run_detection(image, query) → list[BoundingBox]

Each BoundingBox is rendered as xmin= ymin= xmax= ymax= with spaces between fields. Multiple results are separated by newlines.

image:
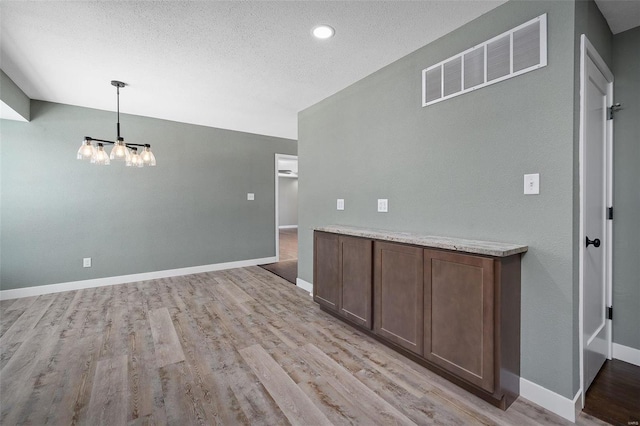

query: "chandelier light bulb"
xmin=127 ymin=148 xmax=144 ymax=168
xmin=91 ymin=143 xmax=111 ymax=165
xmin=110 ymin=138 xmax=131 ymax=161
xmin=77 ymin=138 xmax=95 ymax=160
xmin=141 ymin=145 xmax=156 ymax=166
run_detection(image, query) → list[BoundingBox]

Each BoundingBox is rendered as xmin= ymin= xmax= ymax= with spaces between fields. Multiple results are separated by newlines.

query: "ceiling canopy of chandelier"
xmin=77 ymin=80 xmax=156 ymax=167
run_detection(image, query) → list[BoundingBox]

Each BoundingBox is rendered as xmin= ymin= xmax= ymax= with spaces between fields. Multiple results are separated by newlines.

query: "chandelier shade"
xmin=77 ymin=80 xmax=156 ymax=167
xmin=91 ymin=143 xmax=111 ymax=165
xmin=76 ymin=139 xmax=96 ymax=160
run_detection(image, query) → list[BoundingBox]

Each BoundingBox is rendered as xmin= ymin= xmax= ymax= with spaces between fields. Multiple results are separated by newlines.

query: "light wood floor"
xmin=278 ymin=228 xmax=298 ymax=261
xmin=0 ymin=266 xmax=607 ymax=425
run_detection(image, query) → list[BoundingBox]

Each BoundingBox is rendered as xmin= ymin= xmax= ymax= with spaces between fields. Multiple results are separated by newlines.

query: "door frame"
xmin=578 ymin=34 xmax=614 ymax=409
xmin=274 ymin=153 xmax=298 ymax=262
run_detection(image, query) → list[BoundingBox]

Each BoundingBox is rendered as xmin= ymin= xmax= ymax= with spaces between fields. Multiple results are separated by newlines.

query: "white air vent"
xmin=422 ymin=14 xmax=547 ymax=107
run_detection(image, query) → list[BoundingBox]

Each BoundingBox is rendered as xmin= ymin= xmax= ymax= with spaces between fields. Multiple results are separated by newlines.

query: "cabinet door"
xmin=340 ymin=236 xmax=372 ymax=329
xmin=314 ymin=232 xmax=340 ymax=311
xmin=374 ymin=242 xmax=424 ymax=355
xmin=423 ymin=249 xmax=495 ymax=392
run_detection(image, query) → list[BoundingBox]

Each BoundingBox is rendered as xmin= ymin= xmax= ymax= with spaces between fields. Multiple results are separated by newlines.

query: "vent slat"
xmin=487 ymin=35 xmax=511 ymax=82
xmin=443 ymin=57 xmax=462 ymax=97
xmin=464 ymin=47 xmax=485 ymax=89
xmin=513 ymin=21 xmax=540 ymax=72
xmin=425 ymin=66 xmax=442 ymax=103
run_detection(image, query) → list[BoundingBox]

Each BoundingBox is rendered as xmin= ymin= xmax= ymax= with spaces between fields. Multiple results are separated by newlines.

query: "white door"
xmin=582 ymin=49 xmax=612 ymax=392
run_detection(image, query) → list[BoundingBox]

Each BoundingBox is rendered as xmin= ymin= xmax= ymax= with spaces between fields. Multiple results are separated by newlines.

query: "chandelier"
xmin=76 ymin=80 xmax=156 ymax=167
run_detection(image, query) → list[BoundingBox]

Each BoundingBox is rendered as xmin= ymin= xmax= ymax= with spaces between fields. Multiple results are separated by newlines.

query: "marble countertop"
xmin=315 ymin=225 xmax=528 ymax=257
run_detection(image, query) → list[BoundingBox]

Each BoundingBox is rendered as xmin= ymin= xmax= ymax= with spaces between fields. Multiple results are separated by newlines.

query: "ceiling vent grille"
xmin=422 ymin=14 xmax=547 ymax=107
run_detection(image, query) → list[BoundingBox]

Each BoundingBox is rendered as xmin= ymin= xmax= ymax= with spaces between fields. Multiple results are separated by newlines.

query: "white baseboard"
xmin=296 ymin=278 xmax=313 ymax=295
xmin=613 ymin=342 xmax=640 ymax=366
xmin=279 ymin=225 xmax=298 ymax=229
xmin=519 ymin=378 xmax=579 ymax=423
xmin=0 ymin=256 xmax=277 ymax=301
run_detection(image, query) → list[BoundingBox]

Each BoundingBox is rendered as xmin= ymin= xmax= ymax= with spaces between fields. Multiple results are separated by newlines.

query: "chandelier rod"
xmin=112 ymin=80 xmax=125 ymax=140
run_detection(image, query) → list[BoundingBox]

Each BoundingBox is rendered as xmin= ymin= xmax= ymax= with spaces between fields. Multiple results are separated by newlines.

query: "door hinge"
xmin=607 ymin=206 xmax=613 ymax=220
xmin=606 ymin=306 xmax=613 ymax=320
xmin=608 ymin=103 xmax=622 ymax=120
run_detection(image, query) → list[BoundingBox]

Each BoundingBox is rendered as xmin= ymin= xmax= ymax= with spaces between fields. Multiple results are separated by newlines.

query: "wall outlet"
xmin=247 ymin=193 xmax=255 ymax=200
xmin=524 ymin=173 xmax=540 ymax=195
xmin=83 ymin=257 xmax=91 ymax=268
xmin=377 ymin=199 xmax=388 ymax=213
xmin=337 ymin=199 xmax=344 ymax=210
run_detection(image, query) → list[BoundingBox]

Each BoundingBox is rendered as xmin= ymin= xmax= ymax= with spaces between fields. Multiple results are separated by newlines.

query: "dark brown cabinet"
xmin=374 ymin=241 xmax=424 ymax=355
xmin=313 ymin=232 xmax=373 ymax=329
xmin=340 ymin=236 xmax=373 ymax=328
xmin=313 ymin=231 xmax=339 ymax=311
xmin=423 ymin=249 xmax=495 ymax=392
xmin=313 ymin=229 xmax=523 ymax=410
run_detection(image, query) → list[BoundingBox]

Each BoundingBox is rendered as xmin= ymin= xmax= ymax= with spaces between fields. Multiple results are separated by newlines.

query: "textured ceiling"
xmin=0 ymin=1 xmax=508 ymax=139
xmin=594 ymin=0 xmax=640 ymax=34
xmin=2 ymin=1 xmax=636 ymax=140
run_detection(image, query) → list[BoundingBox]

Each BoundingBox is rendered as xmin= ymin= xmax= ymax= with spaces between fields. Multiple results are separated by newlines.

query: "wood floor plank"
xmin=4 ymin=295 xmax=38 ymax=312
xmin=128 ymin=318 xmax=164 ymax=422
xmin=174 ymin=312 xmax=248 ymax=425
xmin=0 ymin=298 xmax=16 ymax=310
xmin=298 ymin=376 xmax=383 ymax=425
xmin=87 ymin=354 xmax=128 ymax=426
xmin=0 ymin=293 xmax=55 ymax=348
xmin=301 ymin=343 xmax=417 ymax=426
xmin=239 ymin=343 xmax=331 ymax=426
xmin=148 ymin=307 xmax=185 ymax=368
xmin=100 ymin=286 xmax=129 ymax=359
xmin=0 ymin=323 xmax=63 ymax=425
xmin=159 ymin=361 xmax=208 ymax=426
xmin=0 ymin=307 xmax=25 ymax=338
xmin=34 ymin=290 xmax=79 ymax=330
xmin=43 ymin=331 xmax=103 ymax=425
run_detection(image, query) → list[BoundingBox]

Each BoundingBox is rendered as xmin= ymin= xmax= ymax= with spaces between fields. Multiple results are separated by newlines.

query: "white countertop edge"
xmin=315 ymin=225 xmax=528 ymax=257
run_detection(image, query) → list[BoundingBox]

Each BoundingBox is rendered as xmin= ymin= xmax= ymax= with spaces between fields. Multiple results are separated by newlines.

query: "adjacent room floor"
xmin=584 ymin=359 xmax=640 ymax=426
xmin=0 ymin=266 xmax=608 ymax=425
xmin=259 ymin=227 xmax=297 ymax=284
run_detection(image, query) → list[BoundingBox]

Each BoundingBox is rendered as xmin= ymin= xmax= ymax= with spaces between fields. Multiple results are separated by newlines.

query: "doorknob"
xmin=586 ymin=237 xmax=601 ymax=248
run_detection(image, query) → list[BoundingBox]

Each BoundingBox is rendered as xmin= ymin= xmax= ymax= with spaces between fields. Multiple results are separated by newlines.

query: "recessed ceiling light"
xmin=312 ymin=25 xmax=335 ymax=40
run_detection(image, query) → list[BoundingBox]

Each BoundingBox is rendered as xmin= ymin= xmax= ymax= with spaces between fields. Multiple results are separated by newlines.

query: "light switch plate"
xmin=337 ymin=199 xmax=344 ymax=210
xmin=377 ymin=199 xmax=388 ymax=212
xmin=247 ymin=193 xmax=255 ymax=201
xmin=524 ymin=174 xmax=540 ymax=195
xmin=83 ymin=257 xmax=91 ymax=268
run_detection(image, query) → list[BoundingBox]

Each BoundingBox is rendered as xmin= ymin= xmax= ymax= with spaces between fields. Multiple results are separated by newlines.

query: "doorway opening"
xmin=579 ymin=34 xmax=614 ymax=409
xmin=260 ymin=154 xmax=298 ymax=284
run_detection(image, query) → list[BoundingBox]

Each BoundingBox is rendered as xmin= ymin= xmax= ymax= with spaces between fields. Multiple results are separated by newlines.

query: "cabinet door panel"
xmin=424 ymin=249 xmax=494 ymax=392
xmin=314 ymin=232 xmax=340 ymax=311
xmin=374 ymin=242 xmax=423 ymax=355
xmin=340 ymin=236 xmax=372 ymax=329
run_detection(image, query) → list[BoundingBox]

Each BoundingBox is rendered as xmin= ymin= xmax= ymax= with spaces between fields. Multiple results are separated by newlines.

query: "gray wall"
xmin=0 ymin=101 xmax=296 ymax=290
xmin=299 ymin=0 xmax=579 ymax=398
xmin=0 ymin=69 xmax=30 ymax=121
xmin=278 ymin=177 xmax=298 ymax=227
xmin=612 ymin=26 xmax=640 ymax=351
